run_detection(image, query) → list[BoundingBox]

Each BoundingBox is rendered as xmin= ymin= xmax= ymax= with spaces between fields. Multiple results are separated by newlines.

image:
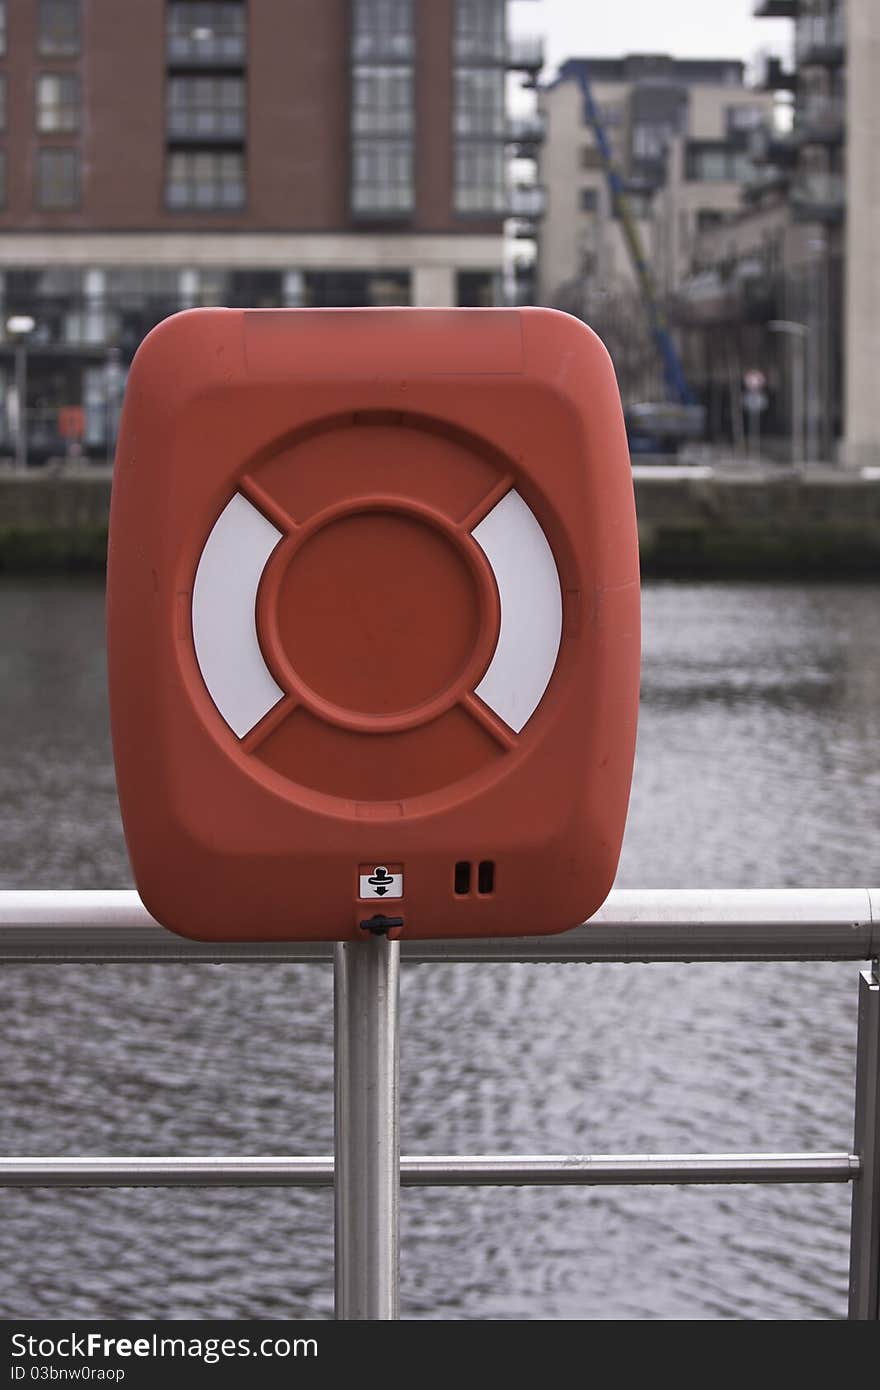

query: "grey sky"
xmin=510 ymin=0 xmax=794 ymax=78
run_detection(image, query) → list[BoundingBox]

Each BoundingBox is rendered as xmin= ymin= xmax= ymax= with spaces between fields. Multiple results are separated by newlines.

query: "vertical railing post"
xmin=334 ymin=935 xmax=400 ymax=1320
xmin=849 ymin=963 xmax=880 ymax=1319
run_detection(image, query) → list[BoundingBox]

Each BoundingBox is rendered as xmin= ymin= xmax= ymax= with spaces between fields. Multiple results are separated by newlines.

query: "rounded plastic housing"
xmin=107 ymin=307 xmax=640 ymax=941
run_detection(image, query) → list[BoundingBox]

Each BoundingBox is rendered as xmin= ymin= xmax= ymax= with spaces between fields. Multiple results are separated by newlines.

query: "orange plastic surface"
xmin=107 ymin=307 xmax=640 ymax=941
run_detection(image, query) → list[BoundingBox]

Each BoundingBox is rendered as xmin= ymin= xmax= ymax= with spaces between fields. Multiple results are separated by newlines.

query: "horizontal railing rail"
xmin=1 ymin=889 xmax=877 ymax=1320
xmin=0 ymin=887 xmax=876 ymax=962
xmin=0 ymin=1153 xmax=860 ymax=1188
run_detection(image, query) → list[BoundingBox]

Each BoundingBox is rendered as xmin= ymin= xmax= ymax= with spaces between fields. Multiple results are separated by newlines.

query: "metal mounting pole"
xmin=849 ymin=963 xmax=880 ymax=1319
xmin=334 ymin=935 xmax=400 ymax=1320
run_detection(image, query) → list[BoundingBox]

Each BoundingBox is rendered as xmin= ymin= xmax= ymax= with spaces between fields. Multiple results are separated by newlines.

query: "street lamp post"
xmin=806 ymin=232 xmax=827 ymax=463
xmin=6 ymin=315 xmax=36 ymax=472
xmin=769 ymin=320 xmax=808 ymax=466
xmin=104 ymin=348 xmax=125 ymax=467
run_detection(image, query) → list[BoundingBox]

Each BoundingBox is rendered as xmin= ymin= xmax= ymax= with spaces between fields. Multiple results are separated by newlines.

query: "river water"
xmin=0 ymin=578 xmax=878 ymax=1320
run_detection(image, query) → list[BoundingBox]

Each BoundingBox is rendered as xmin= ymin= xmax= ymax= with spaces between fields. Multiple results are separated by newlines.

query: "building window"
xmin=187 ymin=268 xmax=226 ymax=305
xmin=731 ymin=152 xmax=754 ymax=182
xmin=167 ymin=76 xmax=245 ymax=138
xmin=0 ymin=2 xmax=6 ymax=58
xmin=632 ymin=123 xmax=668 ymax=161
xmin=696 ymin=209 xmax=726 ymax=234
xmin=351 ymin=0 xmax=413 ymax=62
xmin=103 ymin=266 xmax=181 ymax=301
xmin=454 ymin=0 xmax=505 ymax=62
xmin=351 ymin=3 xmax=414 ymax=217
xmin=166 ymin=149 xmax=246 ymax=209
xmin=457 ymin=270 xmax=501 ymax=307
xmin=352 ymin=66 xmax=413 ymax=136
xmin=302 ymin=270 xmax=410 ymax=308
xmin=690 ymin=148 xmax=725 ymax=181
xmin=282 ymin=270 xmax=305 ymax=308
xmin=36 ymin=148 xmax=79 ymax=208
xmin=167 ymin=2 xmax=246 ymax=65
xmin=686 ymin=145 xmax=755 ymax=183
xmin=629 ymin=190 xmax=653 ymax=219
xmin=454 ymin=67 xmax=504 ymax=136
xmin=454 ymin=141 xmax=506 ymax=213
xmin=351 ymin=139 xmax=413 ymax=215
xmin=0 ymin=74 xmax=6 ymax=132
xmin=580 ymin=187 xmax=598 ymax=212
xmin=597 ymin=103 xmax=622 ymax=127
xmin=38 ymin=0 xmax=81 ymax=57
xmin=0 ymin=150 xmax=6 ymax=207
xmin=726 ymin=104 xmax=767 ymax=136
xmin=36 ymin=74 xmax=80 ymax=132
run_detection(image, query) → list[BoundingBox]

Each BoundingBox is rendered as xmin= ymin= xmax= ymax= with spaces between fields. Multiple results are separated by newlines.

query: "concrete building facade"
xmin=674 ymin=0 xmax=880 ymax=465
xmin=0 ymin=0 xmax=542 ymax=460
xmin=844 ymin=0 xmax=880 ymax=467
xmin=536 ymin=55 xmax=771 ymax=309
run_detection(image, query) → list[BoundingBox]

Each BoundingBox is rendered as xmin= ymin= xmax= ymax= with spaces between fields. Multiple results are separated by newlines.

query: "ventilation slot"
xmin=454 ymin=861 xmax=471 ymax=895
xmin=477 ymin=861 xmax=495 ymax=895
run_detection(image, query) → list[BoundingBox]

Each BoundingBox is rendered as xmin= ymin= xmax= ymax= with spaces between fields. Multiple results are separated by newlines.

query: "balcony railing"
xmin=749 ymin=125 xmax=800 ymax=167
xmin=756 ymin=55 xmax=798 ymax=93
xmin=166 ymin=110 xmax=246 ymax=141
xmin=791 ymin=170 xmax=846 ymax=219
xmin=506 ymin=112 xmax=546 ymax=145
xmin=508 ymin=183 xmax=546 ymax=218
xmin=352 ymin=113 xmax=415 ymax=138
xmin=167 ymin=33 xmax=246 ymax=67
xmin=452 ymin=34 xmax=544 ymax=70
xmin=794 ymin=94 xmax=845 ymax=144
xmin=507 ymin=35 xmax=544 ymax=71
xmin=351 ymin=33 xmax=414 ymax=63
xmin=351 ymin=187 xmax=414 ymax=220
xmin=673 ymin=271 xmax=743 ymax=326
xmin=796 ymin=9 xmax=846 ymax=65
xmin=742 ymin=164 xmax=792 ymax=202
xmin=753 ymin=0 xmax=799 ymax=16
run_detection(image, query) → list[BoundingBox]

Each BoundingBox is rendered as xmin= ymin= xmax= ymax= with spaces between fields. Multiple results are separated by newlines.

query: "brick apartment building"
xmin=0 ymin=0 xmax=542 ymax=460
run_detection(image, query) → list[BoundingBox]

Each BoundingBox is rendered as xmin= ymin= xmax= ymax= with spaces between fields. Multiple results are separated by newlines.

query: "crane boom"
xmin=575 ymin=65 xmax=697 ymax=407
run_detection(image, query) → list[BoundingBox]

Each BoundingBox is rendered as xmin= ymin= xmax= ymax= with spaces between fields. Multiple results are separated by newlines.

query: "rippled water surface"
xmin=0 ymin=579 xmax=878 ymax=1320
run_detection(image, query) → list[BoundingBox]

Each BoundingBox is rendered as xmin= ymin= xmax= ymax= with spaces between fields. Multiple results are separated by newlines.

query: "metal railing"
xmin=795 ymin=8 xmax=846 ymax=64
xmin=795 ymin=94 xmax=846 ymax=143
xmin=508 ymin=184 xmax=546 ymax=219
xmin=506 ymin=35 xmax=544 ymax=71
xmin=791 ymin=171 xmax=846 ymax=220
xmin=506 ymin=112 xmax=546 ymax=145
xmin=0 ymin=888 xmax=878 ymax=1321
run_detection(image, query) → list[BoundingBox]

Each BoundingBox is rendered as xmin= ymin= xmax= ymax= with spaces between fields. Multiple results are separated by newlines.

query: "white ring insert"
xmin=192 ymin=487 xmax=562 ymax=742
xmin=192 ymin=494 xmax=284 ymax=738
xmin=471 ymin=490 xmax=563 ymax=733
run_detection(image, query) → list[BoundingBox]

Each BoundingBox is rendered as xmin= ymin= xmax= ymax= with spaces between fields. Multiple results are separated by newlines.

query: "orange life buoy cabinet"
xmin=107 ymin=307 xmax=640 ymax=941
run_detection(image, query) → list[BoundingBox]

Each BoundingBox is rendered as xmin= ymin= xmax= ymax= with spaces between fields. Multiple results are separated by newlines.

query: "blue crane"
xmin=574 ymin=64 xmax=698 ymax=409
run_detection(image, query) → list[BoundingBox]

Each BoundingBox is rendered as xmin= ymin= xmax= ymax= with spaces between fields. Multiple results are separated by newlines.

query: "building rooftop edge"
xmin=545 ymin=54 xmax=747 ymax=90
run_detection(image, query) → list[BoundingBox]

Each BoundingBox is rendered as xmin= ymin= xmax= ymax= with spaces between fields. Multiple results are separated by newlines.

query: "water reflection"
xmin=0 ymin=578 xmax=878 ymax=1319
